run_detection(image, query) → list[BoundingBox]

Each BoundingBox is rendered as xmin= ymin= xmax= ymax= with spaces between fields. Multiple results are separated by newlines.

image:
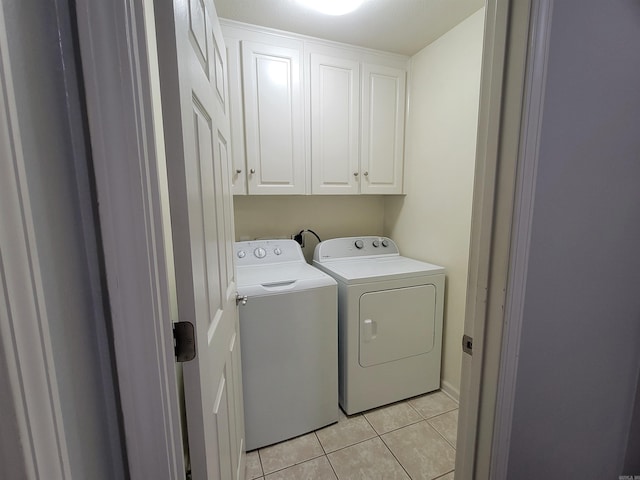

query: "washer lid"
xmin=313 ymin=256 xmax=444 ymax=284
xmin=237 ymin=262 xmax=336 ymax=296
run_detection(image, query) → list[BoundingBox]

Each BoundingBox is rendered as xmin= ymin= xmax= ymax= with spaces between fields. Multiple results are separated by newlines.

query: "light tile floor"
xmin=245 ymin=390 xmax=458 ymax=480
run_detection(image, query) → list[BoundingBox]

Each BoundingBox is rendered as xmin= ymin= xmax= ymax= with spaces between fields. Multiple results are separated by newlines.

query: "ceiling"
xmin=213 ymin=0 xmax=485 ymax=56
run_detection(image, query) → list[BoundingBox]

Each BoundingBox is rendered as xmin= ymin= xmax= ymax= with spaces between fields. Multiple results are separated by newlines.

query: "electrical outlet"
xmin=292 ymin=232 xmax=304 ymax=247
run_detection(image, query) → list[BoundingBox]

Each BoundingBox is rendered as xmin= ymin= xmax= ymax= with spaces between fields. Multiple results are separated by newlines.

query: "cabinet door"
xmin=242 ymin=41 xmax=305 ymax=194
xmin=310 ymin=53 xmax=360 ymax=194
xmin=225 ymin=38 xmax=247 ymax=195
xmin=361 ymin=63 xmax=406 ymax=194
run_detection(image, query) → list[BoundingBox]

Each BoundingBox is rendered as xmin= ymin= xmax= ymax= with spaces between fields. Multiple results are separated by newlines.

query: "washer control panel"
xmin=235 ymin=239 xmax=305 ymax=266
xmin=314 ymin=236 xmax=399 ymax=261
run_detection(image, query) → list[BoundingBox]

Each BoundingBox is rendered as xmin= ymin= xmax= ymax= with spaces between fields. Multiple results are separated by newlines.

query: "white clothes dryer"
xmin=313 ymin=236 xmax=445 ymax=415
xmin=236 ymin=239 xmax=338 ymax=450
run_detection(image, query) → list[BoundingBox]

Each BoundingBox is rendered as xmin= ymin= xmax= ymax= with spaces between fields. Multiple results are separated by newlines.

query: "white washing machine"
xmin=235 ymin=239 xmax=338 ymax=450
xmin=313 ymin=236 xmax=445 ymax=415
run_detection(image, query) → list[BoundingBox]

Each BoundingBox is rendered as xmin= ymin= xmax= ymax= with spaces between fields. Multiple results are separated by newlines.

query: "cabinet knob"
xmin=250 ymin=168 xmax=256 ymax=174
xmin=236 ymin=169 xmax=242 ymax=174
xmin=353 ymin=172 xmax=359 ymax=177
xmin=363 ymin=171 xmax=369 ymax=177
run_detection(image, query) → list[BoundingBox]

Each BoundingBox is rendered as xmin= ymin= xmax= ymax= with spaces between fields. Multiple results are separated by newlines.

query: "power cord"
xmin=293 ymin=229 xmax=322 ymax=247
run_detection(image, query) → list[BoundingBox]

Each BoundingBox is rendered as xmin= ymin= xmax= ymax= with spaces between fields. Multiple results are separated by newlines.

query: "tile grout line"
xmin=433 ymin=468 xmax=456 ymax=480
xmin=424 ymin=418 xmax=457 ymax=452
xmin=325 ymin=454 xmax=340 ymax=480
xmin=257 ymin=432 xmax=330 ymax=478
xmin=427 ymin=409 xmax=458 ymax=450
xmin=314 ymin=431 xmax=341 ymax=480
xmin=368 ymin=416 xmax=425 ymax=436
xmin=428 ymin=423 xmax=457 ymax=451
xmin=255 ymin=449 xmax=266 ymax=480
xmin=361 ymin=405 xmax=419 ymax=480
xmin=378 ymin=432 xmax=414 ymax=479
xmin=411 ymin=403 xmax=459 ymax=421
xmin=323 ymin=432 xmax=378 ymax=455
xmin=379 ymin=421 xmax=457 ymax=480
xmin=260 ymin=451 xmax=327 ymax=477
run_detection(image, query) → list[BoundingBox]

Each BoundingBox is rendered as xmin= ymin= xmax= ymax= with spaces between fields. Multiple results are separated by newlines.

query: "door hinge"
xmin=462 ymin=334 xmax=473 ymax=356
xmin=173 ymin=321 xmax=196 ymax=363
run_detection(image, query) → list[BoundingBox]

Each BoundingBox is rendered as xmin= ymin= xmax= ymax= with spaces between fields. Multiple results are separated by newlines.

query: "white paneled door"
xmin=158 ymin=0 xmax=244 ymax=479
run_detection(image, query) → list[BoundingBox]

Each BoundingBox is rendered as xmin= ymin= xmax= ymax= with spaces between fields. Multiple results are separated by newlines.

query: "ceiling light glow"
xmin=296 ymin=0 xmax=367 ymax=16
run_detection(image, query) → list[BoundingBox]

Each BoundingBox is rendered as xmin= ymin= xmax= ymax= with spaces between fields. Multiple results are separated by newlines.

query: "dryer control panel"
xmin=235 ymin=239 xmax=305 ymax=266
xmin=314 ymin=236 xmax=399 ymax=261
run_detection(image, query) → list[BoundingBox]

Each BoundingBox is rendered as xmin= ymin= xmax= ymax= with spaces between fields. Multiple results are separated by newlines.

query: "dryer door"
xmin=359 ymin=284 xmax=436 ymax=367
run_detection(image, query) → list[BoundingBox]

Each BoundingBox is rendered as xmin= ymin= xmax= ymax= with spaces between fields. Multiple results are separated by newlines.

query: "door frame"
xmin=456 ymin=0 xmax=552 ymax=478
xmin=73 ymin=0 xmax=185 ymax=478
xmin=0 ymin=5 xmax=72 ymax=477
xmin=456 ymin=0 xmax=531 ymax=477
xmin=70 ymin=0 xmax=540 ymax=478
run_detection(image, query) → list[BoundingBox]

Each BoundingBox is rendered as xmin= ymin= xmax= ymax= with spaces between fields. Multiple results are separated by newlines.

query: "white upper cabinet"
xmin=242 ymin=39 xmax=306 ymax=194
xmin=361 ymin=64 xmax=406 ymax=194
xmin=308 ymin=47 xmax=406 ymax=195
xmin=222 ymin=20 xmax=408 ymax=196
xmin=310 ymin=51 xmax=360 ymax=194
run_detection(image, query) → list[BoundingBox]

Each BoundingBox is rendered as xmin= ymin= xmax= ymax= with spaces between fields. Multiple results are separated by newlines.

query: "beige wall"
xmin=384 ymin=8 xmax=485 ymax=398
xmin=234 ymin=195 xmax=385 ymax=262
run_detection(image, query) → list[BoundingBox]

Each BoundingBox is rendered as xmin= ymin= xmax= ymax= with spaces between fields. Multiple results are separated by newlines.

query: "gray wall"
xmin=625 ymin=375 xmax=640 ymax=472
xmin=507 ymin=0 xmax=640 ymax=478
xmin=0 ymin=338 xmax=27 ymax=478
xmin=3 ymin=0 xmax=126 ymax=477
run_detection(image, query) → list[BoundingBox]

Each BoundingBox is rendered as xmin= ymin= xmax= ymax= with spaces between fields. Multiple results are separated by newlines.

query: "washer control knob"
xmin=274 ymin=248 xmax=282 ymax=255
xmin=237 ymin=250 xmax=246 ymax=258
xmin=254 ymin=247 xmax=267 ymax=258
xmin=354 ymin=240 xmax=364 ymax=249
xmin=381 ymin=239 xmax=389 ymax=247
xmin=372 ymin=240 xmax=380 ymax=248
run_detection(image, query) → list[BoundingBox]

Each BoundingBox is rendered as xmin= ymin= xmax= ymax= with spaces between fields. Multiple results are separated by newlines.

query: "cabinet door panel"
xmin=242 ymin=41 xmax=305 ymax=194
xmin=361 ymin=64 xmax=405 ymax=194
xmin=310 ymin=54 xmax=360 ymax=194
xmin=225 ymin=38 xmax=247 ymax=195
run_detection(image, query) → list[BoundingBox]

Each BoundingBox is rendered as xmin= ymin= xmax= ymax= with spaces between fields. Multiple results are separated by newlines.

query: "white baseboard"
xmin=441 ymin=379 xmax=460 ymax=403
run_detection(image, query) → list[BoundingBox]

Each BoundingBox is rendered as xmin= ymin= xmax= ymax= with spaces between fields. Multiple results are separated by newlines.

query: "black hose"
xmin=304 ymin=229 xmax=322 ymax=243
